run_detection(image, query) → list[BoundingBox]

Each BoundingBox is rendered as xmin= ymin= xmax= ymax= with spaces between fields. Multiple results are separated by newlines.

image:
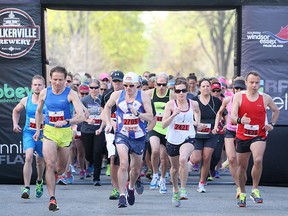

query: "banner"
xmin=241 ymin=6 xmax=288 ymax=125
xmin=0 ymin=2 xmax=42 ymax=184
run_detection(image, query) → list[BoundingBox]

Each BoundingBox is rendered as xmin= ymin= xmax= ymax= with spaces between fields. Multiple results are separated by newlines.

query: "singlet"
xmin=166 ymin=99 xmax=196 ymax=145
xmin=116 ymin=90 xmax=146 ymax=139
xmin=236 ymin=91 xmax=266 ymax=140
xmin=101 ymin=88 xmax=117 ymax=121
xmin=151 ymin=88 xmax=170 ymax=135
xmin=44 ymin=86 xmax=72 ymax=128
xmin=81 ymin=95 xmax=102 ymax=133
xmin=226 ymin=95 xmax=237 ymax=131
xmin=24 ymin=94 xmax=45 ymax=132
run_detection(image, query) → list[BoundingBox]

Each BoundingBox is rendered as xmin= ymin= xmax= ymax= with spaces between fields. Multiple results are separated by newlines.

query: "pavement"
xmin=1 ymin=169 xmax=287 ymax=216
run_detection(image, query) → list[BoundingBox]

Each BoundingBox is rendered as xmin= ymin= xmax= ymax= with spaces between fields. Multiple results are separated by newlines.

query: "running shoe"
xmin=109 ymin=188 xmax=120 ymax=200
xmin=106 ymin=164 xmax=111 ymax=176
xmin=192 ymin=163 xmax=199 ymax=172
xmin=172 ymin=191 xmax=181 ymax=207
xmin=85 ymin=169 xmax=91 ymax=178
xmin=207 ymin=176 xmax=214 ymax=181
xmin=135 ymin=177 xmax=144 ymax=195
xmin=66 ymin=172 xmax=74 ymax=184
xmin=126 ymin=186 xmax=135 ymax=205
xmin=94 ymin=180 xmax=101 ymax=186
xmin=35 ymin=179 xmax=44 ymax=198
xmin=118 ymin=195 xmax=127 ymax=208
xmin=48 ymin=198 xmax=59 ymax=211
xmin=145 ymin=169 xmax=152 ymax=180
xmin=197 ymin=182 xmax=206 ymax=193
xmin=159 ymin=179 xmax=167 ymax=194
xmin=79 ymin=170 xmax=85 ymax=179
xmin=149 ymin=175 xmax=159 ymax=190
xmin=250 ymin=189 xmax=263 ymax=203
xmin=180 ymin=188 xmax=188 ymax=200
xmin=21 ymin=187 xmax=30 ymax=199
xmin=237 ymin=193 xmax=247 ymax=207
xmin=215 ymin=170 xmax=220 ymax=178
xmin=236 ymin=187 xmax=240 ymax=199
xmin=221 ymin=159 xmax=229 ymax=170
xmin=58 ymin=176 xmax=67 ymax=185
xmin=69 ymin=164 xmax=76 ymax=174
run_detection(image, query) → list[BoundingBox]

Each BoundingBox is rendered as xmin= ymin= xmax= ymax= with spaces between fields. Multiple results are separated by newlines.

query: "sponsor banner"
xmin=241 ymin=6 xmax=288 ymax=125
xmin=0 ymin=3 xmax=42 ymax=184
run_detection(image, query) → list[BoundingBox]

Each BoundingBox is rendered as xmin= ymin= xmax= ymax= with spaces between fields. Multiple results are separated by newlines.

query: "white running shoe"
xmin=197 ymin=183 xmax=206 ymax=193
xmin=149 ymin=176 xmax=159 ymax=190
xmin=159 ymin=179 xmax=167 ymax=194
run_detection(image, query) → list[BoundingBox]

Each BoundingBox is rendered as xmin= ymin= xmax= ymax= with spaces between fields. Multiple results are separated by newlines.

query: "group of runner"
xmin=12 ymin=67 xmax=279 ymax=211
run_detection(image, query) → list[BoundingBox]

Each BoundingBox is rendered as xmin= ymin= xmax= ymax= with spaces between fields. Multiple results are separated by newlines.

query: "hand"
xmin=241 ymin=113 xmax=251 ymax=124
xmin=212 ymin=128 xmax=219 ymax=134
xmin=13 ymin=125 xmax=22 ymax=133
xmin=86 ymin=118 xmax=95 ymax=125
xmin=172 ymin=108 xmax=181 ymax=117
xmin=263 ymin=124 xmax=273 ymax=132
xmin=95 ymin=129 xmax=101 ymax=135
xmin=220 ymin=125 xmax=227 ymax=133
xmin=129 ymin=106 xmax=138 ymax=116
xmin=196 ymin=123 xmax=206 ymax=131
xmin=54 ymin=120 xmax=67 ymax=128
xmin=33 ymin=131 xmax=40 ymax=141
xmin=105 ymin=124 xmax=113 ymax=134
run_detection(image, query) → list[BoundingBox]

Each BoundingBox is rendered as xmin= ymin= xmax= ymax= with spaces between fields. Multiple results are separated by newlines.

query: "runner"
xmin=104 ymin=72 xmax=153 ymax=208
xmin=231 ymin=71 xmax=279 ymax=207
xmin=12 ymin=75 xmax=46 ymax=199
xmin=162 ymin=77 xmax=200 ymax=207
xmin=33 ymin=66 xmax=85 ymax=211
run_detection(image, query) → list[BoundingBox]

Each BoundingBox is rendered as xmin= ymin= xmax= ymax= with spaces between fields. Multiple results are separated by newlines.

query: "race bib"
xmin=111 ymin=112 xmax=116 ymax=121
xmin=123 ymin=113 xmax=139 ymax=131
xmin=48 ymin=111 xmax=64 ymax=124
xmin=89 ymin=114 xmax=101 ymax=125
xmin=197 ymin=123 xmax=211 ymax=134
xmin=74 ymin=131 xmax=81 ymax=139
xmin=29 ymin=118 xmax=44 ymax=130
xmin=244 ymin=124 xmax=259 ymax=137
xmin=174 ymin=122 xmax=190 ymax=131
xmin=156 ymin=112 xmax=163 ymax=122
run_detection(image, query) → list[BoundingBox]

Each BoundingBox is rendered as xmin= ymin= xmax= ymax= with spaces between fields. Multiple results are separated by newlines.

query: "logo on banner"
xmin=0 ymin=83 xmax=32 ymax=103
xmin=246 ymin=24 xmax=288 ymax=48
xmin=0 ymin=8 xmax=40 ymax=59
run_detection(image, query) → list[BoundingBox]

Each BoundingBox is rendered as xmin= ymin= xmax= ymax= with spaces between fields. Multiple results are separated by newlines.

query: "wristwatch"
xmin=135 ymin=111 xmax=140 ymax=117
xmin=269 ymin=122 xmax=275 ymax=126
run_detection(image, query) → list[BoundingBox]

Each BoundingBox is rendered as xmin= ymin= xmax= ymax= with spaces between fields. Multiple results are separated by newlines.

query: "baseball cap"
xmin=234 ymin=80 xmax=246 ymax=89
xmin=99 ymin=73 xmax=109 ymax=81
xmin=79 ymin=85 xmax=89 ymax=92
xmin=111 ymin=70 xmax=124 ymax=81
xmin=123 ymin=72 xmax=139 ymax=83
xmin=211 ymin=82 xmax=221 ymax=90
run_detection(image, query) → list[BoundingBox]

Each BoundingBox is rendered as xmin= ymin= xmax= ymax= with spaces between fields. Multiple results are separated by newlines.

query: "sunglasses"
xmin=174 ymin=89 xmax=188 ymax=94
xmin=156 ymin=83 xmax=167 ymax=87
xmin=148 ymin=87 xmax=154 ymax=89
xmin=66 ymin=80 xmax=72 ymax=83
xmin=89 ymin=86 xmax=99 ymax=90
xmin=74 ymin=84 xmax=80 ymax=87
xmin=212 ymin=89 xmax=221 ymax=93
xmin=234 ymin=87 xmax=245 ymax=90
xmin=100 ymin=88 xmax=107 ymax=91
xmin=124 ymin=84 xmax=135 ymax=88
xmin=80 ymin=92 xmax=88 ymax=96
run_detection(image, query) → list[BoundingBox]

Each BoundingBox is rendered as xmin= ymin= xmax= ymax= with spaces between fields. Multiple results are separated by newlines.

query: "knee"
xmin=228 ymin=156 xmax=237 ymax=166
xmin=170 ymin=167 xmax=178 ymax=175
xmin=119 ymin=160 xmax=129 ymax=171
xmin=25 ymin=154 xmax=33 ymax=164
xmin=179 ymin=157 xmax=187 ymax=167
xmin=253 ymin=157 xmax=263 ymax=167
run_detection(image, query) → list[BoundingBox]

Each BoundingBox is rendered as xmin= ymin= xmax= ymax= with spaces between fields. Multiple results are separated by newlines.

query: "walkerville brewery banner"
xmin=0 ymin=0 xmax=42 ymax=183
xmin=241 ymin=6 xmax=288 ymax=126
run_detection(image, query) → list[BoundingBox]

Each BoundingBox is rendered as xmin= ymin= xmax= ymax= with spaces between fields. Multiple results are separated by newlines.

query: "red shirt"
xmin=236 ymin=92 xmax=266 ymax=140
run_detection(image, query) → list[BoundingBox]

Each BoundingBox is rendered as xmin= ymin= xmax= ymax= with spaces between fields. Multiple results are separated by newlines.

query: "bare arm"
xmin=192 ymin=100 xmax=201 ymax=127
xmin=12 ymin=97 xmax=27 ymax=133
xmin=213 ymin=97 xmax=230 ymax=132
xmin=231 ymin=92 xmax=250 ymax=125
xmin=162 ymin=101 xmax=179 ymax=129
xmin=103 ymin=91 xmax=119 ymax=133
xmin=265 ymin=93 xmax=280 ymax=127
xmin=33 ymin=90 xmax=46 ymax=141
xmin=68 ymin=90 xmax=85 ymax=125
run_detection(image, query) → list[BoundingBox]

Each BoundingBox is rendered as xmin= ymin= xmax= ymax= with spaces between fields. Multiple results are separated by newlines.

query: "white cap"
xmin=123 ymin=72 xmax=139 ymax=83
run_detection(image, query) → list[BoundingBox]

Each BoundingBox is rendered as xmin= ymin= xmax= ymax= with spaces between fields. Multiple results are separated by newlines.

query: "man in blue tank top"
xmin=12 ymin=75 xmax=46 ymax=200
xmin=104 ymin=72 xmax=153 ymax=208
xmin=33 ymin=66 xmax=85 ymax=212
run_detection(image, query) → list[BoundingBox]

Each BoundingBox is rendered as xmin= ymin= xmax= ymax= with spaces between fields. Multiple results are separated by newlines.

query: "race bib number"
xmin=89 ymin=115 xmax=101 ymax=125
xmin=48 ymin=111 xmax=64 ymax=124
xmin=123 ymin=113 xmax=139 ymax=131
xmin=244 ymin=124 xmax=259 ymax=137
xmin=174 ymin=122 xmax=190 ymax=131
xmin=197 ymin=123 xmax=211 ymax=134
xmin=29 ymin=118 xmax=44 ymax=130
xmin=156 ymin=112 xmax=163 ymax=122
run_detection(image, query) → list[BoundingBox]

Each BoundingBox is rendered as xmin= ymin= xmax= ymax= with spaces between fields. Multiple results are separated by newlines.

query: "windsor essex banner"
xmin=0 ymin=2 xmax=42 ymax=183
xmin=241 ymin=5 xmax=288 ymax=125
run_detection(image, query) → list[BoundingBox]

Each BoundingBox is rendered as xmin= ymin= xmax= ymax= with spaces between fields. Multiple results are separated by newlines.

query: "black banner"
xmin=241 ymin=6 xmax=288 ymax=125
xmin=0 ymin=1 xmax=42 ymax=184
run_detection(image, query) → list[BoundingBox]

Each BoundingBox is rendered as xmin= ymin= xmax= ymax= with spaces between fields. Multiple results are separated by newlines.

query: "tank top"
xmin=166 ymin=99 xmax=196 ymax=145
xmin=116 ymin=90 xmax=146 ymax=139
xmin=24 ymin=94 xmax=45 ymax=132
xmin=44 ymin=86 xmax=72 ymax=128
xmin=236 ymin=91 xmax=266 ymax=140
xmin=151 ymin=88 xmax=170 ymax=135
xmin=226 ymin=95 xmax=237 ymax=131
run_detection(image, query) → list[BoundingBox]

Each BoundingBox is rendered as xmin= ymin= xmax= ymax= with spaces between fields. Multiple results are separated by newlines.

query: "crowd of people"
xmin=12 ymin=67 xmax=279 ymax=211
